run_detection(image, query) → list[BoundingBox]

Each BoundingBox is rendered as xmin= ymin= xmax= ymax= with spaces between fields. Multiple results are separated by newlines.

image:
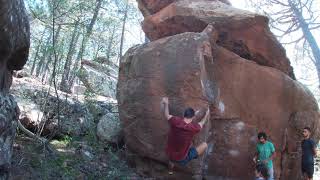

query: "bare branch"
xmin=281 ymin=35 xmax=305 ymax=44
xmin=280 ymin=22 xmax=300 ymax=36
xmin=302 ymin=39 xmax=308 ymax=60
xmin=278 ymin=18 xmax=297 ymax=24
xmin=269 ymin=0 xmax=290 ymax=6
xmin=310 ymin=22 xmax=320 ymax=25
xmin=307 ymin=0 xmax=315 ymax=13
xmin=297 ymin=0 xmax=303 ymax=10
xmin=308 ymin=50 xmax=316 ymax=63
xmin=270 ymin=24 xmax=289 ymax=33
xmin=17 ymin=120 xmax=57 ymax=154
xmin=309 ymin=15 xmax=320 ymax=23
xmin=309 ymin=24 xmax=320 ymax=30
xmin=269 ymin=20 xmax=298 ymax=35
xmin=269 ymin=7 xmax=292 ymax=16
xmin=274 ymin=14 xmax=293 ymax=22
xmin=303 ymin=10 xmax=314 ymax=21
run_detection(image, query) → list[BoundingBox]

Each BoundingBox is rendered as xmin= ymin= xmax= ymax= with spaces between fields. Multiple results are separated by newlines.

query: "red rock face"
xmin=119 ymin=1 xmax=320 ymax=179
xmin=141 ymin=0 xmax=295 ymax=79
xmin=137 ymin=0 xmax=231 ymax=16
xmin=118 ymin=32 xmax=213 ymax=177
xmin=208 ymin=44 xmax=320 ymax=180
xmin=118 ymin=30 xmax=320 ymax=179
xmin=0 ymin=0 xmax=30 ymax=92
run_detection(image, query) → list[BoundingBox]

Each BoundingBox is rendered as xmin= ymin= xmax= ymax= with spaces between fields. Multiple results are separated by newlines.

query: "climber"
xmin=301 ymin=127 xmax=317 ymax=180
xmin=160 ymin=97 xmax=209 ymax=175
xmin=253 ymin=132 xmax=276 ymax=180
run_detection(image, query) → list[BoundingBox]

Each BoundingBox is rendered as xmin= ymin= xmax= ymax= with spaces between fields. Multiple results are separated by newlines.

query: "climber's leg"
xmin=168 ymin=161 xmax=174 ymax=175
xmin=196 ymin=142 xmax=208 ymax=156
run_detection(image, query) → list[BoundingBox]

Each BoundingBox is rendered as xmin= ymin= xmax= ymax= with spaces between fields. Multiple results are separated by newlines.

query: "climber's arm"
xmin=198 ymin=107 xmax=209 ymax=128
xmin=312 ymin=140 xmax=317 ymax=157
xmin=253 ymin=152 xmax=259 ymax=163
xmin=161 ymin=97 xmax=172 ymax=120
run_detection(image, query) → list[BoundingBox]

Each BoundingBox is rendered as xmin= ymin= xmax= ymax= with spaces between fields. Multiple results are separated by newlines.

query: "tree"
xmin=30 ymin=28 xmax=48 ymax=75
xmin=59 ymin=20 xmax=80 ymax=91
xmin=41 ymin=25 xmax=61 ymax=82
xmin=106 ymin=25 xmax=117 ymax=65
xmin=60 ymin=0 xmax=103 ymax=93
xmin=35 ymin=31 xmax=52 ymax=77
xmin=119 ymin=1 xmax=129 ymax=59
xmin=24 ymin=0 xmax=144 ymax=94
xmin=249 ymin=0 xmax=320 ymax=85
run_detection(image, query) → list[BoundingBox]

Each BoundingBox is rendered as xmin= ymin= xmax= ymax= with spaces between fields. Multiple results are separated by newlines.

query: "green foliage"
xmin=25 ymin=0 xmax=143 ymax=79
xmin=83 ymin=89 xmax=103 ymax=123
xmin=46 ymin=154 xmax=81 ymax=178
xmin=17 ymin=0 xmax=143 ymax=176
xmin=83 ymin=127 xmax=99 ymax=147
xmin=51 ymin=135 xmax=73 ymax=147
xmin=104 ymin=148 xmax=135 ymax=179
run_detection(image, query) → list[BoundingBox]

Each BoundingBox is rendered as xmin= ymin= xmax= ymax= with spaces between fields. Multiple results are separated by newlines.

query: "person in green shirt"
xmin=253 ymin=132 xmax=276 ymax=180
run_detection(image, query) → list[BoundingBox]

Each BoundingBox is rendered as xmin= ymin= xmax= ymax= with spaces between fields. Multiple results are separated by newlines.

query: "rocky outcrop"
xmin=0 ymin=0 xmax=30 ymax=178
xmin=141 ymin=0 xmax=295 ymax=79
xmin=117 ymin=1 xmax=320 ymax=178
xmin=13 ymin=69 xmax=30 ymax=78
xmin=11 ymin=77 xmax=94 ymax=137
xmin=137 ymin=0 xmax=231 ymax=16
xmin=0 ymin=0 xmax=30 ymax=92
xmin=78 ymin=60 xmax=117 ymax=98
xmin=118 ymin=29 xmax=320 ymax=180
xmin=97 ymin=113 xmax=121 ymax=143
xmin=0 ymin=95 xmax=19 ymax=179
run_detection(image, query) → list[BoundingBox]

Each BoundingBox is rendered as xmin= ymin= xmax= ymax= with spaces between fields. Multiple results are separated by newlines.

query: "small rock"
xmin=83 ymin=151 xmax=94 ymax=160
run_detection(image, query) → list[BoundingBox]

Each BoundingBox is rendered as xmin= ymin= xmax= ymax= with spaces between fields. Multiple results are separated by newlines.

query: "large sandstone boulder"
xmin=118 ymin=32 xmax=212 ymax=177
xmin=78 ymin=60 xmax=117 ymax=98
xmin=137 ymin=0 xmax=231 ymax=16
xmin=141 ymin=0 xmax=295 ymax=79
xmin=117 ymin=28 xmax=320 ymax=180
xmin=0 ymin=0 xmax=30 ymax=178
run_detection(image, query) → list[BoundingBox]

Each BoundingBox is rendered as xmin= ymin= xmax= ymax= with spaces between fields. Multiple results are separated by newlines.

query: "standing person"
xmin=160 ymin=97 xmax=209 ymax=175
xmin=301 ymin=127 xmax=317 ymax=180
xmin=253 ymin=132 xmax=276 ymax=180
xmin=255 ymin=163 xmax=269 ymax=180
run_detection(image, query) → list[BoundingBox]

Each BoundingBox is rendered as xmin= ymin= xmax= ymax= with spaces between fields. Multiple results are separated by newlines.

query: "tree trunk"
xmin=289 ymin=0 xmax=320 ymax=84
xmin=31 ymin=41 xmax=42 ymax=75
xmin=119 ymin=2 xmax=129 ymax=61
xmin=35 ymin=31 xmax=52 ymax=77
xmin=75 ymin=0 xmax=103 ymax=63
xmin=41 ymin=25 xmax=61 ymax=82
xmin=31 ymin=28 xmax=47 ymax=75
xmin=64 ymin=0 xmax=103 ymax=92
xmin=49 ymin=53 xmax=65 ymax=86
xmin=93 ymin=37 xmax=102 ymax=60
xmin=60 ymin=22 xmax=80 ymax=92
xmin=106 ymin=25 xmax=116 ymax=65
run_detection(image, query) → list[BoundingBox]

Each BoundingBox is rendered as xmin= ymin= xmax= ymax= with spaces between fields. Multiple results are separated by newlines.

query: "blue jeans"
xmin=268 ymin=167 xmax=274 ymax=180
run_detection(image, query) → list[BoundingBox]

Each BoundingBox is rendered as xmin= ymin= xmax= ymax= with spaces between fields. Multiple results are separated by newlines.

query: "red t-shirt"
xmin=166 ymin=116 xmax=201 ymax=161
